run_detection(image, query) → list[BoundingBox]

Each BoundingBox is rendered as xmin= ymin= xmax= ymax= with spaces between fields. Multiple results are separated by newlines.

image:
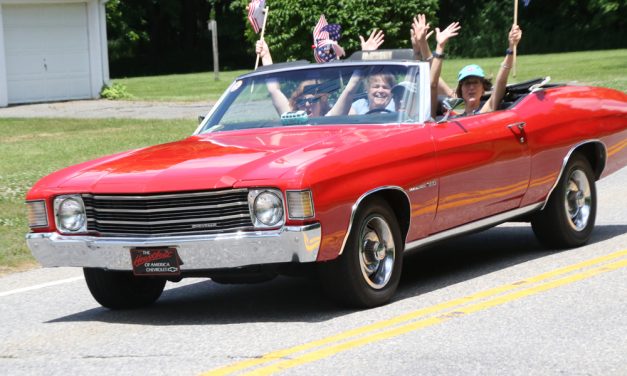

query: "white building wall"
xmin=99 ymin=0 xmax=110 ymax=85
xmin=0 ymin=0 xmax=109 ymax=107
xmin=0 ymin=5 xmax=8 ymax=107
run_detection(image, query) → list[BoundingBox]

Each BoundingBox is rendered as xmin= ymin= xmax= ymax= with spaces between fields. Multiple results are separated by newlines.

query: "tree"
xmin=106 ymin=0 xmax=249 ymax=76
xmin=438 ymin=0 xmax=627 ymax=57
xmin=234 ymin=0 xmax=439 ymax=63
xmin=104 ymin=0 xmax=626 ymax=76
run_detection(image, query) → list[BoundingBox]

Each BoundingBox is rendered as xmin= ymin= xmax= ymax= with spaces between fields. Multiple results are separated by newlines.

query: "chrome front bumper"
xmin=26 ymin=224 xmax=321 ymax=271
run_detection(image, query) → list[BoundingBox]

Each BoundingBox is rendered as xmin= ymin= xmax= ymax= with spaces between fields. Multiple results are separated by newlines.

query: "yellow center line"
xmin=244 ymin=257 xmax=627 ymax=376
xmin=201 ymin=249 xmax=627 ymax=376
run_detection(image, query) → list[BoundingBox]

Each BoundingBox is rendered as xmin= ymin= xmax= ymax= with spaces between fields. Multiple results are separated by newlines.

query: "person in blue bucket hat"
xmin=411 ymin=15 xmax=522 ymax=118
xmin=454 ymin=24 xmax=522 ymax=116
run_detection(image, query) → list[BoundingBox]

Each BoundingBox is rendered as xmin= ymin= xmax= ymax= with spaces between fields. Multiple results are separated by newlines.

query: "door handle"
xmin=507 ymin=122 xmax=526 ymax=131
xmin=506 ymin=122 xmax=527 ymax=144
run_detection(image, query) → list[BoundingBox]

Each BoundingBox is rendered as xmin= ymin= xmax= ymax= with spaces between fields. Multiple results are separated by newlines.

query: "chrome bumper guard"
xmin=26 ymin=224 xmax=321 ymax=271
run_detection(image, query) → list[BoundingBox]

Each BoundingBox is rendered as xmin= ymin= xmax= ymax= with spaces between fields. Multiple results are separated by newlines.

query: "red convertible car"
xmin=25 ymin=52 xmax=627 ymax=309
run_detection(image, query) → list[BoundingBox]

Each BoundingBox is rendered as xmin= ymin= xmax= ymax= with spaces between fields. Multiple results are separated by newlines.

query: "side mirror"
xmin=198 ymin=115 xmax=205 ymax=124
xmin=438 ymin=98 xmax=464 ymax=123
xmin=442 ymin=97 xmax=463 ymax=112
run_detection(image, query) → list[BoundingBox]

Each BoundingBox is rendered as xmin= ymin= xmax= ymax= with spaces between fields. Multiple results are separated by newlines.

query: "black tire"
xmin=83 ymin=268 xmax=166 ymax=310
xmin=319 ymin=198 xmax=403 ymax=308
xmin=531 ymin=154 xmax=597 ymax=248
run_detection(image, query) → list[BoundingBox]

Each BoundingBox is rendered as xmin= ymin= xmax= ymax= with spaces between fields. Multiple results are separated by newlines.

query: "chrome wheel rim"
xmin=564 ymin=169 xmax=592 ymax=231
xmin=359 ymin=216 xmax=395 ymax=289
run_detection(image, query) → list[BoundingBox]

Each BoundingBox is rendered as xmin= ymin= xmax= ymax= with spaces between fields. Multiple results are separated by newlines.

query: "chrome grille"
xmin=82 ymin=189 xmax=254 ymax=236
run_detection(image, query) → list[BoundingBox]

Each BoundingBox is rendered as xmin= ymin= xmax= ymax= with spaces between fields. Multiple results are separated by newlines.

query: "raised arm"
xmin=410 ymin=14 xmax=433 ymax=61
xmin=428 ymin=22 xmax=461 ymax=116
xmin=411 ymin=15 xmax=456 ymax=98
xmin=256 ymin=39 xmax=290 ymax=115
xmin=359 ymin=29 xmax=385 ymax=51
xmin=326 ymin=30 xmax=385 ymax=116
xmin=325 ymin=70 xmax=363 ymax=116
xmin=481 ymin=24 xmax=522 ymax=113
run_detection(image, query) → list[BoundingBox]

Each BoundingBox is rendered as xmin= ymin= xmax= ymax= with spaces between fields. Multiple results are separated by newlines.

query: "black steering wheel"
xmin=365 ymin=108 xmax=392 ymax=115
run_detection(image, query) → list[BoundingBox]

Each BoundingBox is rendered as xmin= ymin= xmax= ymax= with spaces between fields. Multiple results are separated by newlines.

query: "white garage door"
xmin=4 ymin=3 xmax=91 ymax=104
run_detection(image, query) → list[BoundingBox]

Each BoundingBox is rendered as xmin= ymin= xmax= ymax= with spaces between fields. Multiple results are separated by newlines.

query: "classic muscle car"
xmin=25 ymin=51 xmax=627 ymax=309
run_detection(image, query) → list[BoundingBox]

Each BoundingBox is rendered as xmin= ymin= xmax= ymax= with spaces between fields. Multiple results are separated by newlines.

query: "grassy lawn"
xmin=1 ymin=49 xmax=625 ymax=273
xmin=114 ymin=70 xmax=248 ymax=101
xmin=113 ymin=49 xmax=626 ymax=102
xmin=440 ymin=49 xmax=627 ymax=93
xmin=0 ymin=118 xmax=197 ymax=274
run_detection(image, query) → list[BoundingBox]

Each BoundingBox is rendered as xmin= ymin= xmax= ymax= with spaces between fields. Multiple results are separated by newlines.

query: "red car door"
xmin=430 ymin=110 xmax=531 ymax=233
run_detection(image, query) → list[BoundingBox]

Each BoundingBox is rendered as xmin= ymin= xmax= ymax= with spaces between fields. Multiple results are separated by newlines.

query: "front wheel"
xmin=319 ymin=199 xmax=403 ymax=308
xmin=531 ymin=154 xmax=597 ymax=248
xmin=83 ymin=268 xmax=166 ymax=310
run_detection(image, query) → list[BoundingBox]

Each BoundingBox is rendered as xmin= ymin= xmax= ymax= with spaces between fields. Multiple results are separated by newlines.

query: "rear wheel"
xmin=83 ymin=268 xmax=166 ymax=310
xmin=531 ymin=154 xmax=597 ymax=248
xmin=319 ymin=199 xmax=403 ymax=308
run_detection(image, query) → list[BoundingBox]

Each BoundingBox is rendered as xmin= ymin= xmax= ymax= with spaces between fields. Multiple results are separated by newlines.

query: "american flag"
xmin=247 ymin=0 xmax=265 ymax=34
xmin=312 ymin=15 xmax=344 ymax=63
xmin=312 ymin=14 xmax=329 ymax=48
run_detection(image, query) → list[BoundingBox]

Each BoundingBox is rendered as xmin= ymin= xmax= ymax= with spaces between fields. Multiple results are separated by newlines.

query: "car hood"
xmin=35 ymin=126 xmax=404 ymax=194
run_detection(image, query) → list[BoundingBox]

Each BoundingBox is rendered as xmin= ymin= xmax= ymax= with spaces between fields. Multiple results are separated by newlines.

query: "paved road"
xmin=1 ymin=167 xmax=625 ymax=375
xmin=0 ymin=99 xmax=213 ymax=120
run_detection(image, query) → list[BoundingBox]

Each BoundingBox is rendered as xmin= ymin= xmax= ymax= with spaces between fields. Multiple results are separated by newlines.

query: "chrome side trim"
xmin=26 ymin=224 xmax=322 ymax=270
xmin=404 ymin=203 xmax=543 ymax=252
xmin=540 ymin=140 xmax=607 ymax=210
xmin=339 ymin=186 xmax=411 ymax=256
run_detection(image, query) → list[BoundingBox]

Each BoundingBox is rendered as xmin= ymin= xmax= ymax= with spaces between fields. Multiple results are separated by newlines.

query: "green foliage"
xmin=105 ymin=0 xmax=150 ymax=62
xmin=522 ymin=0 xmax=627 ymax=53
xmin=105 ymin=0 xmax=249 ymax=76
xmin=439 ymin=0 xmax=627 ymax=57
xmin=104 ymin=0 xmax=627 ymax=76
xmin=100 ymin=83 xmax=134 ymax=100
xmin=233 ymin=0 xmax=439 ymax=62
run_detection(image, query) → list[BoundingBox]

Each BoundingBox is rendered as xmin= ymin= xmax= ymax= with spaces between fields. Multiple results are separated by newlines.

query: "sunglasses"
xmin=295 ymin=95 xmax=322 ymax=107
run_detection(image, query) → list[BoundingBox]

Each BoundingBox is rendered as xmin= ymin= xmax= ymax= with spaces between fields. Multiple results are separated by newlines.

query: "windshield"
xmin=199 ymin=64 xmax=424 ymax=134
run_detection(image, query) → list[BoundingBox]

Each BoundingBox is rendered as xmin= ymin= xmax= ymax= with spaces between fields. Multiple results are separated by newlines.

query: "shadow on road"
xmin=48 ymin=223 xmax=627 ymax=325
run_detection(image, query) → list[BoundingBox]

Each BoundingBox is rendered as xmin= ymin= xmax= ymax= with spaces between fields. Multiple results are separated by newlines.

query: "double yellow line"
xmin=202 ymin=249 xmax=627 ymax=376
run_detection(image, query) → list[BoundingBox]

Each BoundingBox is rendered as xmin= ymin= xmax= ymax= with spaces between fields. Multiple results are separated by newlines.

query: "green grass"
xmin=113 ymin=70 xmax=248 ymax=101
xmin=440 ymin=49 xmax=627 ymax=92
xmin=111 ymin=49 xmax=626 ymax=102
xmin=0 ymin=118 xmax=197 ymax=274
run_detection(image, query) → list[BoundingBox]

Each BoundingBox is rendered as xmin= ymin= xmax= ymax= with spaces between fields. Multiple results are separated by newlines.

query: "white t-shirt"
xmin=351 ymin=98 xmax=396 ymax=114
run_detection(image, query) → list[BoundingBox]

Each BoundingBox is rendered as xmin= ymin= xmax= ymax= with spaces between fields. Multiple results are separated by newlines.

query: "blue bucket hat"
xmin=458 ymin=64 xmax=485 ymax=82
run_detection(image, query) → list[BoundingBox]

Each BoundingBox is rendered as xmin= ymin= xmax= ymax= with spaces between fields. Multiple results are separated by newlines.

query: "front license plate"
xmin=130 ymin=247 xmax=181 ymax=276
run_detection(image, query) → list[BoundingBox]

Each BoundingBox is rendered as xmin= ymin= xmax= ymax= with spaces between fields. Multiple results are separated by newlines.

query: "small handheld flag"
xmin=312 ymin=15 xmax=345 ymax=63
xmin=247 ymin=0 xmax=266 ymax=34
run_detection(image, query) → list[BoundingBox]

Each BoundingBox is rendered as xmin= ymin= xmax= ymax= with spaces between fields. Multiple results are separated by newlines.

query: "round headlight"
xmin=57 ymin=197 xmax=86 ymax=232
xmin=254 ymin=191 xmax=283 ymax=226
